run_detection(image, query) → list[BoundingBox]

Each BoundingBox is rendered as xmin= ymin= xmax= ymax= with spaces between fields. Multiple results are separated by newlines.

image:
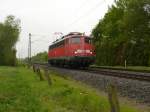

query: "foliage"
xmin=92 ymin=0 xmax=150 ymax=66
xmin=16 ymin=59 xmax=26 ymax=66
xmin=0 ymin=15 xmax=21 ymax=66
xmin=31 ymin=51 xmax=48 ymax=63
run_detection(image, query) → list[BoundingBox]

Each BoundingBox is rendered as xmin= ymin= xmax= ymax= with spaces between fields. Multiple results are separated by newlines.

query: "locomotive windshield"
xmin=85 ymin=38 xmax=92 ymax=44
xmin=71 ymin=37 xmax=80 ymax=44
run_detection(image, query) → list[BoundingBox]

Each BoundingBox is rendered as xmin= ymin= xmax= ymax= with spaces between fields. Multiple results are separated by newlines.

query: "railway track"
xmin=32 ymin=63 xmax=150 ymax=82
xmin=86 ymin=68 xmax=150 ymax=82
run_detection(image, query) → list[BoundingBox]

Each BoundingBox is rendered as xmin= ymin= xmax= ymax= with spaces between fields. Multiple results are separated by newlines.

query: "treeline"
xmin=31 ymin=51 xmax=48 ymax=63
xmin=0 ymin=15 xmax=21 ymax=66
xmin=92 ymin=0 xmax=150 ymax=66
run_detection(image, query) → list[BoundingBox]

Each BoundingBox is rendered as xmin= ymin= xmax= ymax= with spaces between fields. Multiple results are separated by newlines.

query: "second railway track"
xmin=86 ymin=68 xmax=150 ymax=82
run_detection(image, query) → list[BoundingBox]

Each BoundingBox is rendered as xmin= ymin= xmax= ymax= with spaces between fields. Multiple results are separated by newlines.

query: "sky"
xmin=0 ymin=0 xmax=114 ymax=58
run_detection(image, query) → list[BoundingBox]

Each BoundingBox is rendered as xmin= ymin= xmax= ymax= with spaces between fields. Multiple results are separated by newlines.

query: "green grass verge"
xmin=0 ymin=66 xmax=147 ymax=112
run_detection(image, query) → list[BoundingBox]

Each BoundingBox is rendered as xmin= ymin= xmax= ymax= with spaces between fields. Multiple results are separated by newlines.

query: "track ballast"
xmin=33 ymin=63 xmax=150 ymax=82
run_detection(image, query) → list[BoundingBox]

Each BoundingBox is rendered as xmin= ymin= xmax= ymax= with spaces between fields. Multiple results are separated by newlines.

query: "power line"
xmin=73 ymin=0 xmax=91 ymax=14
xmin=65 ymin=0 xmax=106 ymax=30
xmin=27 ymin=33 xmax=55 ymax=59
xmin=31 ymin=34 xmax=50 ymax=37
xmin=31 ymin=32 xmax=63 ymax=42
xmin=31 ymin=34 xmax=50 ymax=41
xmin=31 ymin=40 xmax=50 ymax=44
xmin=31 ymin=38 xmax=49 ymax=43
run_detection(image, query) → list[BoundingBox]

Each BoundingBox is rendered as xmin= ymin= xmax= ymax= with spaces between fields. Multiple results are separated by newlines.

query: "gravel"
xmin=50 ymin=67 xmax=150 ymax=105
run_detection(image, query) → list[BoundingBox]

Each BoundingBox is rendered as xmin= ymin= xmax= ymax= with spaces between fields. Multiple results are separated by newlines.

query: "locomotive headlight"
xmin=85 ymin=50 xmax=90 ymax=53
xmin=86 ymin=50 xmax=93 ymax=54
xmin=74 ymin=49 xmax=83 ymax=54
xmin=74 ymin=49 xmax=93 ymax=54
xmin=74 ymin=51 xmax=77 ymax=54
xmin=77 ymin=49 xmax=83 ymax=53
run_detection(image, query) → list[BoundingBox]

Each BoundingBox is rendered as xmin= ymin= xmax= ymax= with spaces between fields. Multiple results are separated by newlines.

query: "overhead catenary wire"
xmin=73 ymin=0 xmax=91 ymax=14
xmin=65 ymin=0 xmax=106 ymax=31
xmin=31 ymin=32 xmax=63 ymax=43
xmin=28 ymin=32 xmax=61 ymax=57
xmin=27 ymin=33 xmax=52 ymax=58
xmin=31 ymin=34 xmax=50 ymax=41
xmin=28 ymin=0 xmax=106 ymax=57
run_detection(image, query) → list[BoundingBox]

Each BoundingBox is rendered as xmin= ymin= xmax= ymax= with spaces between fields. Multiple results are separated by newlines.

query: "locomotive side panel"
xmin=48 ymin=32 xmax=95 ymax=67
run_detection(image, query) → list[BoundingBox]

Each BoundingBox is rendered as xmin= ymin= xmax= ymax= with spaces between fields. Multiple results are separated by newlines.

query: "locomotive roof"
xmin=52 ymin=32 xmax=91 ymax=44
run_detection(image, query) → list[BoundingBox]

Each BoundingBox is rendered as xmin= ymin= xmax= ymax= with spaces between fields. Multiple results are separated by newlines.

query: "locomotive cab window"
xmin=71 ymin=37 xmax=80 ymax=44
xmin=85 ymin=38 xmax=92 ymax=44
xmin=49 ymin=46 xmax=51 ymax=50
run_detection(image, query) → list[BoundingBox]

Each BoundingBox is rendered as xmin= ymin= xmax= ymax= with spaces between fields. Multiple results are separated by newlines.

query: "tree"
xmin=31 ymin=51 xmax=48 ymax=63
xmin=0 ymin=15 xmax=21 ymax=66
xmin=92 ymin=0 xmax=150 ymax=66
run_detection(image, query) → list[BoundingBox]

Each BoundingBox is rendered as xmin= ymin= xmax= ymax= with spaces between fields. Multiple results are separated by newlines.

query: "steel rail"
xmin=86 ymin=68 xmax=150 ymax=82
xmin=32 ymin=63 xmax=150 ymax=82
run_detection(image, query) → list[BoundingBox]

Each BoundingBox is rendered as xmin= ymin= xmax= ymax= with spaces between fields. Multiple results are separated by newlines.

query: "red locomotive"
xmin=48 ymin=32 xmax=95 ymax=67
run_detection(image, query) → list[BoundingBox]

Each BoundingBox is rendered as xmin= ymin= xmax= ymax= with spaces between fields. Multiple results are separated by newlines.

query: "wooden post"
xmin=125 ymin=60 xmax=127 ymax=69
xmin=44 ymin=68 xmax=52 ymax=86
xmin=108 ymin=83 xmax=120 ymax=112
xmin=33 ymin=64 xmax=36 ymax=72
xmin=36 ymin=67 xmax=44 ymax=81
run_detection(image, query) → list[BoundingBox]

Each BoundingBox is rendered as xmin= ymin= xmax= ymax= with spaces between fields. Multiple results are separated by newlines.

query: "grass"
xmin=0 ymin=66 xmax=148 ymax=112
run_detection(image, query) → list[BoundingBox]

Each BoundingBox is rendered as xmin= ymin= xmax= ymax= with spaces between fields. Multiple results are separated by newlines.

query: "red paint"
xmin=48 ymin=33 xmax=95 ymax=61
xmin=48 ymin=34 xmax=95 ymax=67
